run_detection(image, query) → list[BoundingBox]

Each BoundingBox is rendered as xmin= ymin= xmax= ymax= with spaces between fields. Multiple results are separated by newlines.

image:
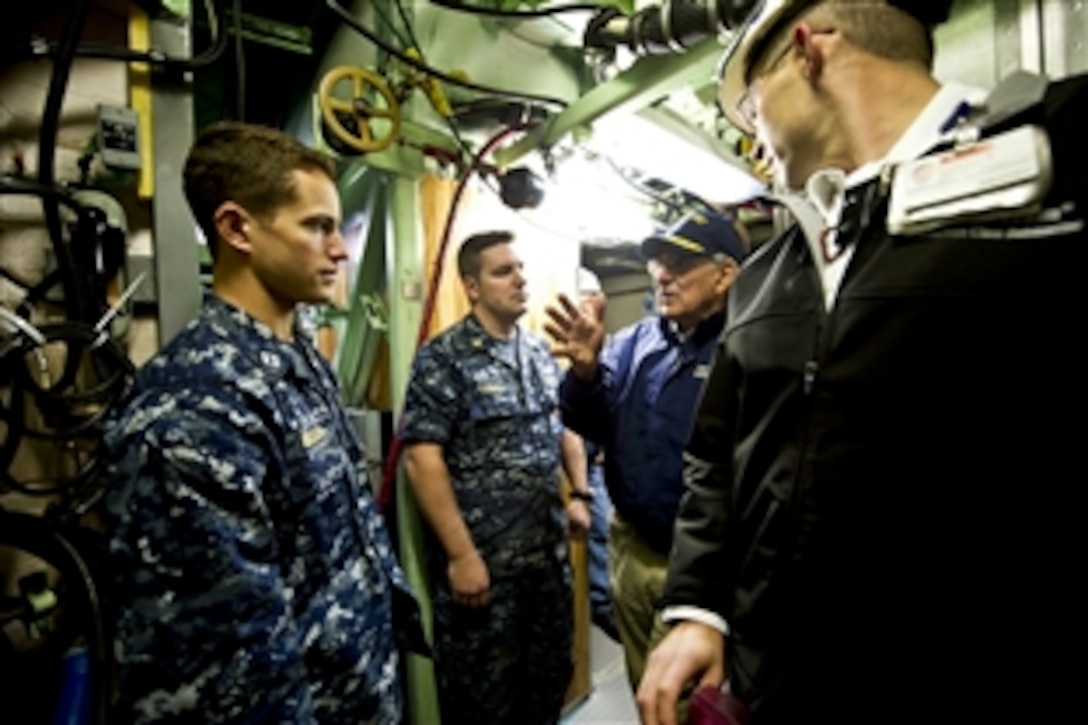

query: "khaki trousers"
xmin=608 ymin=514 xmax=672 ymax=692
xmin=609 ymin=515 xmax=691 ymax=722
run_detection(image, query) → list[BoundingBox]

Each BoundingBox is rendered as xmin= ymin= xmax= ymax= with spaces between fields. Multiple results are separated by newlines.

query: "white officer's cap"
xmin=718 ymin=0 xmax=952 ymax=135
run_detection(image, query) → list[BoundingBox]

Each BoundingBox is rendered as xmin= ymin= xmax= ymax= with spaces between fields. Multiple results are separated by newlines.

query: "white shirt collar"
xmin=805 ymin=81 xmax=988 ymax=225
xmin=800 ymin=81 xmax=988 ymax=310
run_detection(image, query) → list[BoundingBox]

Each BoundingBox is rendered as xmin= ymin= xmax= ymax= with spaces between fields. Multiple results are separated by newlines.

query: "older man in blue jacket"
xmin=546 ymin=211 xmax=747 ymax=691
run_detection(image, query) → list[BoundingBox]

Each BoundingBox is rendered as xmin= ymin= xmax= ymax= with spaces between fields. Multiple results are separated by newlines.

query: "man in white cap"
xmin=638 ymin=2 xmax=1087 ymax=724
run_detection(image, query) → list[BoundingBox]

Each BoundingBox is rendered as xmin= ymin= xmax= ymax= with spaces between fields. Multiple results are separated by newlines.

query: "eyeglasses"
xmin=735 ymin=41 xmax=795 ymax=129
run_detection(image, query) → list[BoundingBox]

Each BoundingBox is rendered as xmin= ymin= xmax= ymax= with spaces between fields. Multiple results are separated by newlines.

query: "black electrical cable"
xmin=374 ymin=0 xmax=415 ymax=50
xmin=9 ymin=269 xmax=63 ymax=320
xmin=37 ymin=0 xmax=92 ymax=326
xmin=24 ymin=0 xmax=233 ymax=72
xmin=0 ymin=429 xmax=109 ymax=502
xmin=0 ymin=176 xmax=95 ymax=322
xmin=0 ymin=178 xmax=114 ymax=390
xmin=0 ymin=386 xmax=110 ymax=508
xmin=389 ymin=0 xmax=477 ymax=165
xmin=53 ymin=525 xmax=110 ymax=725
xmin=0 ymin=176 xmax=96 ymax=217
xmin=0 ymin=515 xmax=85 ymax=658
xmin=0 ymin=443 xmax=104 ymax=499
xmin=6 ymin=326 xmax=130 ymax=407
xmin=23 ymin=22 xmax=125 ymax=331
xmin=325 ymin=0 xmax=569 ymax=109
xmin=428 ymin=0 xmax=603 ymax=17
xmin=0 ymin=321 xmax=130 ymax=499
xmin=8 ymin=395 xmax=115 ymax=443
xmin=12 ymin=322 xmax=133 ymax=430
xmin=0 ymin=508 xmax=110 ymax=725
xmin=390 ymin=0 xmax=420 ymax=46
xmin=0 ymin=268 xmax=33 ymax=292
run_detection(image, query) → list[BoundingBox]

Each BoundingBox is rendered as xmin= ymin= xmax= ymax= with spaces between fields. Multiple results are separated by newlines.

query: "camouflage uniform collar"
xmin=464 ymin=312 xmax=521 ymax=348
xmin=202 ymin=292 xmax=314 ymax=383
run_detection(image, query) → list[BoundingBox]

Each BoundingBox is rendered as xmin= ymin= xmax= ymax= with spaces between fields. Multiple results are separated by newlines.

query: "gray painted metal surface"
xmin=150 ymin=14 xmax=199 ymax=347
xmin=935 ymin=0 xmax=1087 ymax=87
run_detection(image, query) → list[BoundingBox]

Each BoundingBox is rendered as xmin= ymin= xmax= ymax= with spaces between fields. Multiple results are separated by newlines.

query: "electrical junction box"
xmin=97 ymin=104 xmax=141 ymax=171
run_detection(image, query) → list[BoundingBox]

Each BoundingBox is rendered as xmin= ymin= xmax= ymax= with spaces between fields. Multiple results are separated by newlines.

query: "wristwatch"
xmin=569 ymin=489 xmax=594 ymax=503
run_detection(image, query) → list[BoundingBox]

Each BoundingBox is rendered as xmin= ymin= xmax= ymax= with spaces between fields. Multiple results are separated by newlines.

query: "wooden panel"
xmin=565 ymin=524 xmax=593 ymax=711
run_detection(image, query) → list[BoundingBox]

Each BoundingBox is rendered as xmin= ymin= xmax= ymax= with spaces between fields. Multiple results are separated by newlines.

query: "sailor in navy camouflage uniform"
xmin=102 ymin=122 xmax=423 ymax=724
xmin=401 ymin=231 xmax=591 ymax=725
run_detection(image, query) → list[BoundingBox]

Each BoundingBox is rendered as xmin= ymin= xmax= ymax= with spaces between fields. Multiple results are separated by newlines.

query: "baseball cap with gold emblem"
xmin=717 ymin=0 xmax=955 ymax=135
xmin=640 ymin=211 xmax=749 ymax=263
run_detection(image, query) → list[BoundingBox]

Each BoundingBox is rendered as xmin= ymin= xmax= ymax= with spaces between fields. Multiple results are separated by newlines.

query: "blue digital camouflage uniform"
xmin=401 ymin=313 xmax=573 ymax=725
xmin=102 ymin=294 xmax=423 ymax=724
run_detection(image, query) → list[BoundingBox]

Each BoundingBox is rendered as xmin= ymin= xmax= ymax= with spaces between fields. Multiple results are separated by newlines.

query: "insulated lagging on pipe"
xmin=585 ymin=0 xmax=758 ymax=55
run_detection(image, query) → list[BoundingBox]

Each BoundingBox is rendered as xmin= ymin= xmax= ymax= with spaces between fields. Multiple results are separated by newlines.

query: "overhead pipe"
xmin=584 ymin=0 xmax=759 ymax=56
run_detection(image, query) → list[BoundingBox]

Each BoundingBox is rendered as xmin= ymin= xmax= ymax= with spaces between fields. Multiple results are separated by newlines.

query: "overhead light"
xmin=498 ymin=167 xmax=545 ymax=210
xmin=588 ymin=109 xmax=765 ymax=204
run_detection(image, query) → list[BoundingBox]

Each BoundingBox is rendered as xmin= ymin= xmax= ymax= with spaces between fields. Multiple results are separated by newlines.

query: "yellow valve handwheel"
xmin=318 ymin=66 xmax=401 ymax=153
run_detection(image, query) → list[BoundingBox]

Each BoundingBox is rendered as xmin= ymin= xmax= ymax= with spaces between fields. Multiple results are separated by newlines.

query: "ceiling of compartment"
xmin=196 ymin=0 xmax=768 ymax=275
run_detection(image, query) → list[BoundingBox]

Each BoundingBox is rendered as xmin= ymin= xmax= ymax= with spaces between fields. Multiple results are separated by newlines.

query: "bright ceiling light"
xmin=588 ymin=108 xmax=765 ymax=205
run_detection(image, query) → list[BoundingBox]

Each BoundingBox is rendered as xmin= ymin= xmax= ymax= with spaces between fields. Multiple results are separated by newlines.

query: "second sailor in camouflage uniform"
xmin=402 ymin=231 xmax=591 ymax=725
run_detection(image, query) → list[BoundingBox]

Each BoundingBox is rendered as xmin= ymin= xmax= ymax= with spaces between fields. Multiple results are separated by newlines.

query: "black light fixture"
xmin=498 ymin=166 xmax=545 ymax=209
